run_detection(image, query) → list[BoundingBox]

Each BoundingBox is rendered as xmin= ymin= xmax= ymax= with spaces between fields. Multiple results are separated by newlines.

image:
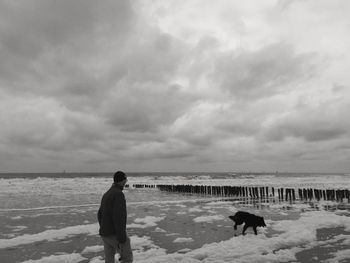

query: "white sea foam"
xmin=173 ymin=237 xmax=194 ymax=243
xmin=2 ymin=209 xmax=349 ymax=262
xmin=20 ymin=253 xmax=86 ymax=263
xmin=193 ymin=215 xmax=225 ymax=223
xmin=188 ymin=207 xmax=203 ymax=213
xmin=81 ymin=245 xmax=103 ymax=254
xmin=131 ymin=210 xmax=350 ymax=263
xmin=128 ymin=216 xmax=165 ymax=229
xmin=0 ymin=198 xmax=228 ymax=212
xmin=88 ymin=256 xmax=104 ymax=263
xmin=154 ymin=227 xmax=167 ymax=233
xmin=0 ymin=204 xmax=100 ymax=212
xmin=7 ymin=225 xmax=27 ymax=230
xmin=0 ymin=223 xmax=98 ymax=249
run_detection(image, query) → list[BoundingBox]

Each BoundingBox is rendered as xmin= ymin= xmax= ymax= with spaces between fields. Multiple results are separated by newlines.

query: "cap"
xmin=114 ymin=171 xmax=127 ymax=183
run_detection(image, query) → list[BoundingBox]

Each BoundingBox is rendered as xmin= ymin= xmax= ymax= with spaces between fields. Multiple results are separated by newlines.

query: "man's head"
xmin=114 ymin=171 xmax=127 ymax=188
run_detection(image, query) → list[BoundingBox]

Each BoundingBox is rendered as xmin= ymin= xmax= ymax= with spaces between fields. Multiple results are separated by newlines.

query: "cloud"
xmin=125 ymin=31 xmax=187 ymax=84
xmin=263 ymin=95 xmax=350 ymax=143
xmin=0 ymin=95 xmax=108 ymax=154
xmin=0 ymin=0 xmax=350 ymax=172
xmin=0 ymin=0 xmax=133 ymax=52
xmin=212 ymin=43 xmax=319 ymax=99
xmin=124 ymin=139 xmax=196 ymax=161
xmin=0 ymin=0 xmax=133 ymax=84
xmin=102 ymin=84 xmax=197 ymax=133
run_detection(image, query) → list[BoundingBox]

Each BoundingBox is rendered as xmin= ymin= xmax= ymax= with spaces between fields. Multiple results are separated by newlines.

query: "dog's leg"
xmin=234 ymin=223 xmax=237 ymax=230
xmin=253 ymin=226 xmax=257 ymax=235
xmin=242 ymin=224 xmax=248 ymax=235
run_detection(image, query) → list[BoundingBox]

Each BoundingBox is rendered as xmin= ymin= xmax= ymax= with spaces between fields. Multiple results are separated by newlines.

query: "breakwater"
xmin=129 ymin=184 xmax=350 ymax=202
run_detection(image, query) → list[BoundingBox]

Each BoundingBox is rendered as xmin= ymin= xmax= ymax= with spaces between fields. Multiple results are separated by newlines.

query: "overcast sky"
xmin=0 ymin=0 xmax=350 ymax=173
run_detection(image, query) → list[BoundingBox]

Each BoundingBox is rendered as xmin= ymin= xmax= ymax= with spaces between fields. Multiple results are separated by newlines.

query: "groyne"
xmin=129 ymin=184 xmax=350 ymax=202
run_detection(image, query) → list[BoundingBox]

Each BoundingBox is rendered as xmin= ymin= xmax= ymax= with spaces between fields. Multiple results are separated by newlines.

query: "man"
xmin=98 ymin=171 xmax=133 ymax=263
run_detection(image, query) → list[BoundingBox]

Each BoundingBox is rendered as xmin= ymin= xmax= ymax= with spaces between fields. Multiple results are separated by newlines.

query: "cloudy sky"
xmin=0 ymin=0 xmax=350 ymax=173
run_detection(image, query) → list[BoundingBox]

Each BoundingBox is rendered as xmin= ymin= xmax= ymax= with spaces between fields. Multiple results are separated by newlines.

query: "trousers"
xmin=101 ymin=235 xmax=133 ymax=263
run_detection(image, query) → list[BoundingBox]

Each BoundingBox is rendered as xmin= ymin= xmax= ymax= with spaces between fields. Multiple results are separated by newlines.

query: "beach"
xmin=2 ymin=0 xmax=350 ymax=262
xmin=0 ymin=173 xmax=349 ymax=263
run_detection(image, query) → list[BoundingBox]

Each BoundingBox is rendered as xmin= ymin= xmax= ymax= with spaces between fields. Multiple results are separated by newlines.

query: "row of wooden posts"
xmin=129 ymin=184 xmax=350 ymax=202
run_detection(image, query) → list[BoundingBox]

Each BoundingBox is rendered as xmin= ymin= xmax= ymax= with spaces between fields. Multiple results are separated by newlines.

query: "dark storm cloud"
xmin=0 ymin=0 xmax=132 ymax=53
xmin=266 ymin=121 xmax=347 ymax=142
xmin=0 ymin=1 xmax=197 ymax=168
xmin=0 ymin=0 xmax=191 ymax=113
xmin=0 ymin=0 xmax=198 ymax=169
xmin=213 ymin=43 xmax=318 ymax=99
xmin=263 ymin=99 xmax=350 ymax=142
xmin=127 ymin=139 xmax=196 ymax=161
xmin=0 ymin=98 xmax=103 ymax=152
xmin=103 ymin=84 xmax=197 ymax=133
xmin=0 ymin=0 xmax=133 ymax=90
xmin=96 ymin=28 xmax=195 ymax=132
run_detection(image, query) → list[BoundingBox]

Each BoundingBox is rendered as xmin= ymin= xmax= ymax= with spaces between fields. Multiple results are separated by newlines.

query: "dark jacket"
xmin=97 ymin=184 xmax=127 ymax=242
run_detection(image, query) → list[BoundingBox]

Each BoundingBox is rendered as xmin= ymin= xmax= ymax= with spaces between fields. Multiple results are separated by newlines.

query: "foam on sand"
xmin=173 ymin=237 xmax=194 ymax=243
xmin=193 ymin=215 xmax=225 ymax=223
xmin=81 ymin=245 xmax=103 ymax=254
xmin=5 ymin=209 xmax=350 ymax=263
xmin=130 ymin=210 xmax=350 ymax=263
xmin=128 ymin=216 xmax=165 ymax=228
xmin=20 ymin=253 xmax=86 ymax=263
xmin=0 ymin=223 xmax=98 ymax=249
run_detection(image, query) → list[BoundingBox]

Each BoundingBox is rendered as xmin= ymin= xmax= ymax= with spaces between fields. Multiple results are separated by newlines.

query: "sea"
xmin=0 ymin=172 xmax=349 ymax=263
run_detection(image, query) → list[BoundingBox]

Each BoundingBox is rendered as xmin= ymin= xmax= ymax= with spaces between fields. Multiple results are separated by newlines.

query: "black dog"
xmin=229 ymin=211 xmax=266 ymax=235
